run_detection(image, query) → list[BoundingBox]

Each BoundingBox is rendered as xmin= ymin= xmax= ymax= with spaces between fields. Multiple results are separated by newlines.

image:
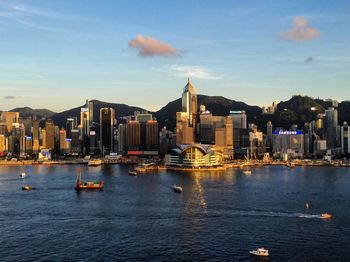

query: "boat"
xmin=128 ymin=170 xmax=138 ymax=176
xmin=19 ymin=172 xmax=26 ymax=178
xmin=249 ymin=247 xmax=269 ymax=257
xmin=22 ymin=185 xmax=32 ymax=191
xmin=75 ymin=172 xmax=104 ymax=190
xmin=173 ymin=185 xmax=183 ymax=193
xmin=305 ymin=203 xmax=309 ymax=209
xmin=243 ymin=170 xmax=252 ymax=175
xmin=88 ymin=159 xmax=103 ymax=166
xmin=320 ymin=213 xmax=332 ymax=219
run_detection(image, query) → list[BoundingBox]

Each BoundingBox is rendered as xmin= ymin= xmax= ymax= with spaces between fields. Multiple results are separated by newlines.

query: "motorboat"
xmin=173 ymin=185 xmax=183 ymax=193
xmin=22 ymin=185 xmax=32 ymax=191
xmin=75 ymin=172 xmax=104 ymax=190
xmin=128 ymin=170 xmax=138 ymax=176
xmin=20 ymin=172 xmax=26 ymax=178
xmin=249 ymin=247 xmax=269 ymax=257
xmin=320 ymin=213 xmax=332 ymax=219
xmin=243 ymin=170 xmax=252 ymax=175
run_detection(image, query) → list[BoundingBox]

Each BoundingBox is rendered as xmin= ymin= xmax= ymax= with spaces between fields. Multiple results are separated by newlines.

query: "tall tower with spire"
xmin=182 ymin=78 xmax=197 ymax=127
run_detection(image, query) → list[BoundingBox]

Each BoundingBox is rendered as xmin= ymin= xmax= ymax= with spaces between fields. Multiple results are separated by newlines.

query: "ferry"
xmin=173 ymin=185 xmax=183 ymax=193
xmin=320 ymin=213 xmax=332 ymax=219
xmin=75 ymin=172 xmax=104 ymax=190
xmin=88 ymin=159 xmax=103 ymax=166
xmin=249 ymin=247 xmax=269 ymax=257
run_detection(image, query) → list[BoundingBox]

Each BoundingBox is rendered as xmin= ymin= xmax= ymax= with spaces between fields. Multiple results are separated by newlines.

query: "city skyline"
xmin=1 ymin=0 xmax=350 ymax=112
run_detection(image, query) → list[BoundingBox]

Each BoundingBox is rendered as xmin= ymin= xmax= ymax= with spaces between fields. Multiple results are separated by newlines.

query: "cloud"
xmin=282 ymin=17 xmax=320 ymax=41
xmin=3 ymin=96 xmax=19 ymax=100
xmin=171 ymin=64 xmax=221 ymax=80
xmin=304 ymin=57 xmax=314 ymax=63
xmin=129 ymin=35 xmax=181 ymax=58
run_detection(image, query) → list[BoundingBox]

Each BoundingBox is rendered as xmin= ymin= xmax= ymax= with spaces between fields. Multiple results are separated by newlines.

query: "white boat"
xmin=20 ymin=172 xmax=26 ymax=178
xmin=249 ymin=247 xmax=269 ymax=257
xmin=173 ymin=185 xmax=183 ymax=193
xmin=128 ymin=170 xmax=138 ymax=176
xmin=243 ymin=170 xmax=252 ymax=175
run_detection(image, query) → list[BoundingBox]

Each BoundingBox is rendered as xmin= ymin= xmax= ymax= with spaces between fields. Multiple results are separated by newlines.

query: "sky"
xmin=0 ymin=0 xmax=350 ymax=112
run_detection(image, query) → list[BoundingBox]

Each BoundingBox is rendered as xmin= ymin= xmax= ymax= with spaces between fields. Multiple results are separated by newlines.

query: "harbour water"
xmin=0 ymin=165 xmax=349 ymax=261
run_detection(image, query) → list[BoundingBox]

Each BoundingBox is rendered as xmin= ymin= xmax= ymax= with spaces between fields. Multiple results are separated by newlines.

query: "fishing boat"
xmin=19 ymin=172 xmax=26 ymax=178
xmin=75 ymin=172 xmax=104 ymax=190
xmin=173 ymin=185 xmax=183 ymax=193
xmin=249 ymin=247 xmax=269 ymax=257
xmin=320 ymin=213 xmax=332 ymax=219
xmin=88 ymin=159 xmax=103 ymax=166
xmin=243 ymin=170 xmax=252 ymax=175
xmin=128 ymin=170 xmax=138 ymax=176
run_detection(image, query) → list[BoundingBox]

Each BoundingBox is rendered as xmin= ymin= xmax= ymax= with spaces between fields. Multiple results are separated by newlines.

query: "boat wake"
xmin=230 ymin=210 xmax=323 ymax=219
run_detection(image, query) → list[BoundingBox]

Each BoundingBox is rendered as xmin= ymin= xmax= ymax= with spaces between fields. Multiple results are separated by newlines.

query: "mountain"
xmin=9 ymin=107 xmax=56 ymax=119
xmin=50 ymin=100 xmax=147 ymax=127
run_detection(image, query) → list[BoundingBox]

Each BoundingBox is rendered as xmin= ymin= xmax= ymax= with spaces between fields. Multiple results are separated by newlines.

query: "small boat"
xmin=20 ymin=172 xmax=26 ymax=178
xmin=243 ymin=170 xmax=252 ymax=175
xmin=249 ymin=247 xmax=269 ymax=257
xmin=320 ymin=213 xmax=332 ymax=219
xmin=22 ymin=185 xmax=32 ymax=191
xmin=75 ymin=172 xmax=104 ymax=190
xmin=305 ymin=203 xmax=309 ymax=209
xmin=88 ymin=159 xmax=103 ymax=166
xmin=173 ymin=185 xmax=183 ymax=193
xmin=128 ymin=170 xmax=138 ymax=176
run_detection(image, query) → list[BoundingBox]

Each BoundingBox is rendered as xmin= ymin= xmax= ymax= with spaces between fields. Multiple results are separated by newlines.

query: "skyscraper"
xmin=66 ymin=118 xmax=76 ymax=139
xmin=182 ymin=78 xmax=197 ymax=127
xmin=100 ymin=108 xmax=115 ymax=156
xmin=45 ymin=119 xmax=55 ymax=150
xmin=324 ymin=107 xmax=338 ymax=151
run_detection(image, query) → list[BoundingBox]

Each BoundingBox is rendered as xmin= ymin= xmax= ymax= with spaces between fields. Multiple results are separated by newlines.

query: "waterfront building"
xmin=0 ymin=134 xmax=5 ymax=154
xmin=159 ymin=127 xmax=176 ymax=157
xmin=323 ymin=107 xmax=338 ymax=152
xmin=230 ymin=110 xmax=247 ymax=154
xmin=126 ymin=120 xmax=141 ymax=155
xmin=144 ymin=120 xmax=159 ymax=155
xmin=59 ymin=129 xmax=69 ymax=154
xmin=182 ymin=78 xmax=197 ymax=127
xmin=0 ymin=111 xmax=19 ymax=134
xmin=266 ymin=121 xmax=273 ymax=153
xmin=272 ymin=130 xmax=304 ymax=159
xmin=249 ymin=129 xmax=264 ymax=158
xmin=176 ymin=112 xmax=194 ymax=145
xmin=32 ymin=120 xmax=40 ymax=153
xmin=340 ymin=122 xmax=349 ymax=154
xmin=70 ymin=129 xmax=81 ymax=154
xmin=100 ymin=108 xmax=115 ymax=156
xmin=45 ymin=119 xmax=55 ymax=150
xmin=66 ymin=118 xmax=76 ymax=139
xmin=117 ymin=123 xmax=127 ymax=155
xmin=40 ymin=129 xmax=46 ymax=149
xmin=165 ymin=144 xmax=222 ymax=168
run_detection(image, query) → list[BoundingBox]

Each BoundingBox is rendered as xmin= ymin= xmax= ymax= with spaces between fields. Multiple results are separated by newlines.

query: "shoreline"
xmin=1 ymin=159 xmax=350 ymax=169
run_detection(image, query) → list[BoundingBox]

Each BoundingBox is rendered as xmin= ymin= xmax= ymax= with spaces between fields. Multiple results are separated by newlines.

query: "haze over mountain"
xmin=8 ymin=96 xmax=350 ymax=132
xmin=8 ymin=107 xmax=56 ymax=119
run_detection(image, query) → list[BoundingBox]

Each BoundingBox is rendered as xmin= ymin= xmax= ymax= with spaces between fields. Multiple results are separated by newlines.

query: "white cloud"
xmin=170 ymin=64 xmax=221 ymax=80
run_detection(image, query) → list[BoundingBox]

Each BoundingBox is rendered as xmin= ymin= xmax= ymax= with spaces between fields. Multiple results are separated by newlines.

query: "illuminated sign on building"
xmin=89 ymin=131 xmax=96 ymax=136
xmin=25 ymin=136 xmax=32 ymax=140
xmin=272 ymin=131 xmax=303 ymax=135
xmin=65 ymin=138 xmax=72 ymax=142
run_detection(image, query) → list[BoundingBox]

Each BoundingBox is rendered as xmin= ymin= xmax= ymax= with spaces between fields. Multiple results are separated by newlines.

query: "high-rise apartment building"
xmin=100 ymin=108 xmax=115 ymax=156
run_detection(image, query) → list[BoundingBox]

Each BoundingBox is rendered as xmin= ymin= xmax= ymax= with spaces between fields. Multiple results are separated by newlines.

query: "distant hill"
xmin=9 ymin=107 xmax=56 ymax=119
xmin=50 ymin=100 xmax=147 ymax=127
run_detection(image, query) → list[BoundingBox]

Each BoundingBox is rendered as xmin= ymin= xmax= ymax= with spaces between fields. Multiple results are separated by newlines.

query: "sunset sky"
xmin=1 ymin=0 xmax=350 ymax=112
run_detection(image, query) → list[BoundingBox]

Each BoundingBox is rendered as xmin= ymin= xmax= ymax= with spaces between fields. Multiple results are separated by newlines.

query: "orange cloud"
xmin=129 ymin=35 xmax=180 ymax=57
xmin=283 ymin=17 xmax=320 ymax=41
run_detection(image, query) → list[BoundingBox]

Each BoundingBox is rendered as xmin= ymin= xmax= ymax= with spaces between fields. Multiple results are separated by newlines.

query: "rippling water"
xmin=0 ymin=165 xmax=349 ymax=261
